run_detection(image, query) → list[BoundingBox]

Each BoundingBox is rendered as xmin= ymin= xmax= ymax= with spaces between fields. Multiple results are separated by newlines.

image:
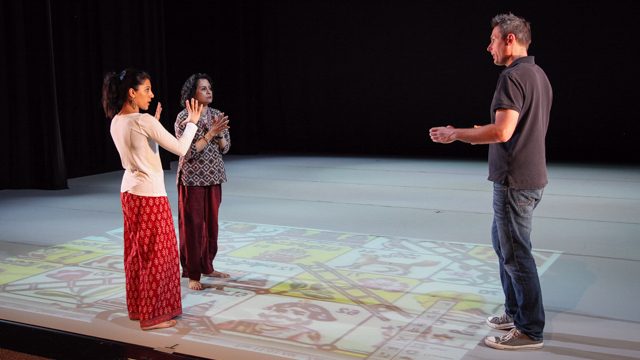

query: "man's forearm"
xmin=453 ymin=124 xmax=511 ymax=144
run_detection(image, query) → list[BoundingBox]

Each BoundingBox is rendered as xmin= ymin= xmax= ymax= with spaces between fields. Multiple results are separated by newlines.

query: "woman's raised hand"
xmin=210 ymin=112 xmax=230 ymax=136
xmin=154 ymin=102 xmax=163 ymax=121
xmin=181 ymin=98 xmax=203 ymax=126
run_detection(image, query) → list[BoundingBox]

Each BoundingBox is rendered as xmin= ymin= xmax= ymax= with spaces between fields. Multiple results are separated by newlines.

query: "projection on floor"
xmin=0 ymin=221 xmax=560 ymax=360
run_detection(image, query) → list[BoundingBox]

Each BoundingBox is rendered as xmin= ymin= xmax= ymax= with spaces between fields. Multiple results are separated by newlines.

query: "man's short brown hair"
xmin=492 ymin=13 xmax=532 ymax=49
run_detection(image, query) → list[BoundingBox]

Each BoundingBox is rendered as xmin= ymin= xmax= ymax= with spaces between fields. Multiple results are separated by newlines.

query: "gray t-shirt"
xmin=488 ymin=56 xmax=552 ymax=189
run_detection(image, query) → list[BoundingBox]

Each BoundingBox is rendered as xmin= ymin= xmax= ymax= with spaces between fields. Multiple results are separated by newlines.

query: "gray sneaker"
xmin=485 ymin=328 xmax=544 ymax=350
xmin=486 ymin=312 xmax=514 ymax=329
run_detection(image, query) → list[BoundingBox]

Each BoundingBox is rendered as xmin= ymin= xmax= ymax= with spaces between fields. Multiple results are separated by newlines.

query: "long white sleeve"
xmin=110 ymin=113 xmax=197 ymax=196
xmin=138 ymin=114 xmax=196 ymax=156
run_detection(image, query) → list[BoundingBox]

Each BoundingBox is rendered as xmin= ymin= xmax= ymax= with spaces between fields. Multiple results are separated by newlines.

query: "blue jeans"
xmin=491 ymin=183 xmax=545 ymax=340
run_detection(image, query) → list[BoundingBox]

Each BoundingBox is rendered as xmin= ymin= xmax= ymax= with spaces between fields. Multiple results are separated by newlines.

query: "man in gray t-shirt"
xmin=488 ymin=56 xmax=552 ymax=189
xmin=430 ymin=13 xmax=552 ymax=350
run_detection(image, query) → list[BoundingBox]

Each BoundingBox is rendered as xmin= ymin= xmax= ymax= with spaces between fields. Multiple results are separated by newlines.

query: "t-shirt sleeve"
xmin=492 ymin=74 xmax=523 ymax=114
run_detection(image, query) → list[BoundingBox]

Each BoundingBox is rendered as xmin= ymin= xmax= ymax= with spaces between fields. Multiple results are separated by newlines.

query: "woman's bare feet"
xmin=202 ymin=270 xmax=230 ymax=278
xmin=189 ymin=279 xmax=204 ymax=290
xmin=141 ymin=319 xmax=177 ymax=330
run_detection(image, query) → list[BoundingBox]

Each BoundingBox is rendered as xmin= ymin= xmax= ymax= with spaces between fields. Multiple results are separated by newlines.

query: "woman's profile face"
xmin=132 ymin=78 xmax=154 ymax=111
xmin=193 ymin=79 xmax=212 ymax=106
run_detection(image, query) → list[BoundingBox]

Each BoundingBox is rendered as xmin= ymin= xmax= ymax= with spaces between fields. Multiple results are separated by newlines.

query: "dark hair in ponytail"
xmin=102 ymin=68 xmax=151 ymax=118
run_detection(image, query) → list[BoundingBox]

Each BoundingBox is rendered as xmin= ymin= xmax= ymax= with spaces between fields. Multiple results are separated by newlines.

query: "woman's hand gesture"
xmin=154 ymin=102 xmax=163 ymax=121
xmin=181 ymin=98 xmax=203 ymax=126
xmin=210 ymin=112 xmax=230 ymax=137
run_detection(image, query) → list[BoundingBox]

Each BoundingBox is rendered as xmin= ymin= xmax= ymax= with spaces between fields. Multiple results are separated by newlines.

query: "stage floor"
xmin=1 ymin=154 xmax=639 ymax=360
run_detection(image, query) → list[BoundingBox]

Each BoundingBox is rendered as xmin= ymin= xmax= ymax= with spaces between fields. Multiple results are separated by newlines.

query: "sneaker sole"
xmin=486 ymin=318 xmax=515 ymax=330
xmin=484 ymin=338 xmax=544 ymax=350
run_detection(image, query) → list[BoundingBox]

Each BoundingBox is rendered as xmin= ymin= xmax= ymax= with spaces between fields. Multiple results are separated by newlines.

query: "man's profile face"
xmin=487 ymin=26 xmax=509 ymax=66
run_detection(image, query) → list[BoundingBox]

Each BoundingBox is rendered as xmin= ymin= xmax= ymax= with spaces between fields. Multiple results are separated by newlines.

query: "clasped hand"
xmin=208 ymin=112 xmax=230 ymax=138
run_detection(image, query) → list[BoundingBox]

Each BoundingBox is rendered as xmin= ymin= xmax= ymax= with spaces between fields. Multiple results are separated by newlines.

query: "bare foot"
xmin=141 ymin=319 xmax=177 ymax=330
xmin=203 ymin=270 xmax=230 ymax=278
xmin=189 ymin=279 xmax=204 ymax=290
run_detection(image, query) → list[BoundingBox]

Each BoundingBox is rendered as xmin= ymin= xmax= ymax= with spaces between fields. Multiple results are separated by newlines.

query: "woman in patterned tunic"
xmin=174 ymin=73 xmax=231 ymax=291
xmin=103 ymin=68 xmax=206 ymax=329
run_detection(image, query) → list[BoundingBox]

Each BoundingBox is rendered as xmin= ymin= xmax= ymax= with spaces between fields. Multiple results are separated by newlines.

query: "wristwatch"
xmin=214 ymin=135 xmax=223 ymax=140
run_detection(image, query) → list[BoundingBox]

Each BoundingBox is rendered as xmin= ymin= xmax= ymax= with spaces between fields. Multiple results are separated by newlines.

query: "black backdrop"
xmin=1 ymin=0 xmax=638 ymax=190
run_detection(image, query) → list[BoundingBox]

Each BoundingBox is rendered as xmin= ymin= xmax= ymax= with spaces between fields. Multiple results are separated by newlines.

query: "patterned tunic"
xmin=174 ymin=107 xmax=230 ymax=186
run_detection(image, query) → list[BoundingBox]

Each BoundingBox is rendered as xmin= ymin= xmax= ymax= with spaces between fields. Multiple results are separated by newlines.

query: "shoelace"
xmin=500 ymin=328 xmax=522 ymax=341
xmin=498 ymin=313 xmax=512 ymax=323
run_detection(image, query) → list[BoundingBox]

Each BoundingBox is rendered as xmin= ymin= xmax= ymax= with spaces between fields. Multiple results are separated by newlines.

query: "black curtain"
xmin=1 ymin=0 xmax=171 ymax=189
xmin=257 ymin=1 xmax=640 ymax=163
xmin=163 ymin=1 xmax=262 ymax=160
xmin=2 ymin=1 xmax=639 ymax=191
xmin=1 ymin=0 xmax=67 ymax=190
xmin=51 ymin=0 xmax=170 ymax=179
xmin=2 ymin=0 xmax=261 ymax=190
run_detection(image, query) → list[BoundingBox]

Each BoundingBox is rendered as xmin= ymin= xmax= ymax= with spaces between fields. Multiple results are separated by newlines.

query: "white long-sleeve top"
xmin=110 ymin=113 xmax=197 ymax=196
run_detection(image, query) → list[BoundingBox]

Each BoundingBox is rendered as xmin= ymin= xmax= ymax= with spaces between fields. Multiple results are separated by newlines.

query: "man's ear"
xmin=506 ymin=33 xmax=516 ymax=46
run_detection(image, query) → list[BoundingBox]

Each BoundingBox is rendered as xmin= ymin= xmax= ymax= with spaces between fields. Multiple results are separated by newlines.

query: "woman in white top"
xmin=103 ymin=68 xmax=223 ymax=330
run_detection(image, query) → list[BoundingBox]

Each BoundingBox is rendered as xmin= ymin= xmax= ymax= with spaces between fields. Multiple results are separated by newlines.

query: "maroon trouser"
xmin=177 ymin=184 xmax=222 ymax=281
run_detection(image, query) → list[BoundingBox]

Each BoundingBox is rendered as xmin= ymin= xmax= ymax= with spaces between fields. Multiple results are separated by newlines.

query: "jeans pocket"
xmin=515 ymin=190 xmax=541 ymax=216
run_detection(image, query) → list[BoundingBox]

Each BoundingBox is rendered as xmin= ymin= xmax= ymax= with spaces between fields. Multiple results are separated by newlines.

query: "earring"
xmin=130 ymin=99 xmax=137 ymax=110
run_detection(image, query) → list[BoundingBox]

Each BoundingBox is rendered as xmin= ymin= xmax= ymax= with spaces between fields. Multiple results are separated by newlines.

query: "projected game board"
xmin=0 ymin=221 xmax=560 ymax=360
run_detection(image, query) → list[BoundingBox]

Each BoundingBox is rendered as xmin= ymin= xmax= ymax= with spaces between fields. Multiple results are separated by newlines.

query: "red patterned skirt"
xmin=121 ymin=192 xmax=182 ymax=328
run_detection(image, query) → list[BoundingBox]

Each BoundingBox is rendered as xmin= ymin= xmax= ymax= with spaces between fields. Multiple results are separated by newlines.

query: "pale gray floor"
xmin=1 ymin=154 xmax=639 ymax=359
